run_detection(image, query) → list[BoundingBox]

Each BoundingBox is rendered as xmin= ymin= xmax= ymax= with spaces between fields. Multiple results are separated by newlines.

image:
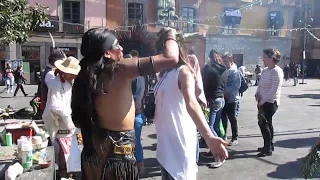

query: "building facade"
xmin=191 ymin=0 xmax=301 ymax=71
xmin=102 ymin=0 xmax=206 ymax=66
xmin=290 ymin=0 xmax=320 ymax=77
xmin=0 ymin=0 xmax=106 ymax=84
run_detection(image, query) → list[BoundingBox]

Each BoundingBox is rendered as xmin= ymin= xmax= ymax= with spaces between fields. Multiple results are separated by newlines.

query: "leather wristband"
xmin=164 ymin=38 xmax=177 ymax=44
xmin=137 ymin=56 xmax=155 ymax=76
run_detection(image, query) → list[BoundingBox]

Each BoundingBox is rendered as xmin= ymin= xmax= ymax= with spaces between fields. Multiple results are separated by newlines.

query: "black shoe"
xmin=24 ymin=94 xmax=28 ymax=97
xmin=201 ymin=151 xmax=213 ymax=158
xmin=257 ymin=146 xmax=274 ymax=152
xmin=257 ymin=151 xmax=272 ymax=157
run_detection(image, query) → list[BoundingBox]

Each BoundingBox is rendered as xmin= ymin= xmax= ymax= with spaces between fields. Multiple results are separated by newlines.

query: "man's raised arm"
xmin=118 ymin=28 xmax=179 ymax=78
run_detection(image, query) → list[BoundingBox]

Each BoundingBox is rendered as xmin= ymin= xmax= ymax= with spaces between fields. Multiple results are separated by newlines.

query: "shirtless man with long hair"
xmin=71 ymin=27 xmax=228 ymax=180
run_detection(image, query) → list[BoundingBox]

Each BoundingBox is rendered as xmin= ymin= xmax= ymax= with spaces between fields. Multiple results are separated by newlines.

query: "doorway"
xmin=233 ymin=54 xmax=244 ymax=68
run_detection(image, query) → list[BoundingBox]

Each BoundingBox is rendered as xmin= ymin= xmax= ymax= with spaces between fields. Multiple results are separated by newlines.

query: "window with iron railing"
xmin=128 ymin=3 xmax=143 ymax=26
xmin=268 ymin=0 xmax=280 ymax=4
xmin=222 ymin=25 xmax=240 ymax=35
xmin=182 ymin=7 xmax=195 ymax=33
xmin=62 ymin=1 xmax=84 ymax=33
xmin=269 ymin=26 xmax=280 ymax=36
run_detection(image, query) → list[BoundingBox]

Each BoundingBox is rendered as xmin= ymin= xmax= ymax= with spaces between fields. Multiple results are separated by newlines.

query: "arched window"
xmin=128 ymin=3 xmax=143 ymax=25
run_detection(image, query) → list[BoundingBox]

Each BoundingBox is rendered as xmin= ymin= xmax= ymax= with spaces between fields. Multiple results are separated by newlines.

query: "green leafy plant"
xmin=202 ymin=107 xmax=210 ymax=122
xmin=0 ymin=0 xmax=48 ymax=45
xmin=302 ymin=146 xmax=320 ymax=179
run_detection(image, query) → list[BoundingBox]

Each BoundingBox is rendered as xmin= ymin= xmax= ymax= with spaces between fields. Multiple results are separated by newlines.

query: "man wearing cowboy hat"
xmin=42 ymin=56 xmax=81 ymax=178
xmin=40 ymin=49 xmax=67 ymax=112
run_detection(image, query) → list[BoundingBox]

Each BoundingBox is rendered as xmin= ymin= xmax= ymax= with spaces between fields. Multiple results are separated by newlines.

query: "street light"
xmin=299 ymin=5 xmax=313 ymax=84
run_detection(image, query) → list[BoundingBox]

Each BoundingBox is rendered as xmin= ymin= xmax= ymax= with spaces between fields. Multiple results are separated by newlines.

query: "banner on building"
xmin=23 ymin=62 xmax=30 ymax=83
xmin=5 ymin=59 xmax=23 ymax=70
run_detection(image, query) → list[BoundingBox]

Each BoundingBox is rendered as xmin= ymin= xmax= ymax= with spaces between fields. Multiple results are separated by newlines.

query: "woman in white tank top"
xmin=154 ymin=57 xmax=229 ymax=180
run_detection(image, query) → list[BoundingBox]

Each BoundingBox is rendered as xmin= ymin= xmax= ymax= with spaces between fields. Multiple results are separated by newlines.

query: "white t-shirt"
xmin=154 ymin=66 xmax=198 ymax=180
xmin=239 ymin=65 xmax=246 ymax=76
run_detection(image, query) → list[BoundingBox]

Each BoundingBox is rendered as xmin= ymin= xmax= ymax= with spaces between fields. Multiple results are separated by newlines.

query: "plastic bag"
xmin=64 ymin=134 xmax=81 ymax=173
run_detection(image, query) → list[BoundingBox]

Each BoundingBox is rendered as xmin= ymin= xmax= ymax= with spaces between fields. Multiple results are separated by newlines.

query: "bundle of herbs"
xmin=202 ymin=107 xmax=210 ymax=122
xmin=302 ymin=145 xmax=320 ymax=179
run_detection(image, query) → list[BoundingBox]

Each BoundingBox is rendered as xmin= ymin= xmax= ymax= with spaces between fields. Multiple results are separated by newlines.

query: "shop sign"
xmin=35 ymin=16 xmax=59 ymax=32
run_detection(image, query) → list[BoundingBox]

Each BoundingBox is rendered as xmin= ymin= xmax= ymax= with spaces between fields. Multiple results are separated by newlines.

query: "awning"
xmin=224 ymin=8 xmax=242 ymax=25
xmin=268 ymin=11 xmax=284 ymax=29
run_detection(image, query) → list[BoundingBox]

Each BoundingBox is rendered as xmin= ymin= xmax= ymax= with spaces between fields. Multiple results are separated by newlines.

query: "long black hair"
xmin=71 ymin=28 xmax=120 ymax=158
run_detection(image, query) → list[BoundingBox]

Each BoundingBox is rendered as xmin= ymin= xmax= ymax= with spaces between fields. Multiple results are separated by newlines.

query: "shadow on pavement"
xmin=228 ymin=149 xmax=258 ymax=160
xmin=240 ymin=128 xmax=320 ymax=139
xmin=147 ymin=133 xmax=157 ymax=139
xmin=308 ymin=104 xmax=320 ymax=107
xmin=140 ymin=158 xmax=161 ymax=179
xmin=288 ymin=94 xmax=320 ymax=99
xmin=274 ymin=137 xmax=317 ymax=149
xmin=267 ymin=157 xmax=320 ymax=179
xmin=303 ymin=89 xmax=320 ymax=92
xmin=143 ymin=143 xmax=157 ymax=151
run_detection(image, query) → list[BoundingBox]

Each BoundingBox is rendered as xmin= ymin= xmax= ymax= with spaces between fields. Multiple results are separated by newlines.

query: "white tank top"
xmin=154 ymin=65 xmax=198 ymax=180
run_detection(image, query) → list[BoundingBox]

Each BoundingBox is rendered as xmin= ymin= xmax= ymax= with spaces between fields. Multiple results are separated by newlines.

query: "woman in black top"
xmin=13 ymin=66 xmax=28 ymax=97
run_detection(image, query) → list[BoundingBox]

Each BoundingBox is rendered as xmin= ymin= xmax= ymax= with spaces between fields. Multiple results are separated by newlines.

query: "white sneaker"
xmin=10 ymin=88 xmax=13 ymax=93
xmin=210 ymin=159 xmax=225 ymax=168
xmin=6 ymin=89 xmax=9 ymax=93
xmin=229 ymin=139 xmax=239 ymax=146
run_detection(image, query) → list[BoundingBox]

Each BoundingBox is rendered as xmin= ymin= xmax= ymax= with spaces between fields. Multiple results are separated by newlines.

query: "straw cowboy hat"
xmin=54 ymin=56 xmax=81 ymax=75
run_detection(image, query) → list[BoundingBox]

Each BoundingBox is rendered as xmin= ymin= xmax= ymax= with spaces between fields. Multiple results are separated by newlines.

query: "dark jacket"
xmin=202 ymin=62 xmax=228 ymax=101
xmin=14 ymin=70 xmax=27 ymax=84
xmin=40 ymin=67 xmax=53 ymax=111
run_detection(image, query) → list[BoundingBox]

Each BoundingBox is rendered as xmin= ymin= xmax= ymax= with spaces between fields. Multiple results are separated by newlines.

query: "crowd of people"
xmin=4 ymin=26 xmax=287 ymax=180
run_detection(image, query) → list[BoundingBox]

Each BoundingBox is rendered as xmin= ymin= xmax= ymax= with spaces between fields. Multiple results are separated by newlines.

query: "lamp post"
xmin=299 ymin=5 xmax=313 ymax=84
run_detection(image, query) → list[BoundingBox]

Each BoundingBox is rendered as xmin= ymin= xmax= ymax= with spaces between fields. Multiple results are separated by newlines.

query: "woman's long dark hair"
xmin=71 ymin=28 xmax=119 ymax=159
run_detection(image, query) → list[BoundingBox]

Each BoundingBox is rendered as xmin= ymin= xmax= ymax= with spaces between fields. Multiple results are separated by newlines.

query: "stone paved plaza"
xmin=1 ymin=79 xmax=320 ymax=179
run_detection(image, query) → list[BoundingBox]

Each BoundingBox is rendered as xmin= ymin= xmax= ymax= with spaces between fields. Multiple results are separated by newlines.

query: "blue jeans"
xmin=236 ymin=100 xmax=240 ymax=117
xmin=134 ymin=113 xmax=144 ymax=163
xmin=196 ymin=132 xmax=200 ymax=163
xmin=209 ymin=97 xmax=225 ymax=137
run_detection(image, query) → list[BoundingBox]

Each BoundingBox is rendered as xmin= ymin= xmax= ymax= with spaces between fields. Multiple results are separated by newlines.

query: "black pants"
xmin=14 ymin=84 xmax=26 ymax=96
xmin=221 ymin=101 xmax=238 ymax=139
xmin=258 ymin=102 xmax=278 ymax=151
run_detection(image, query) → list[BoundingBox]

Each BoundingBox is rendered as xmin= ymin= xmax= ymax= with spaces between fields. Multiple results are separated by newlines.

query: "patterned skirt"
xmin=81 ymin=129 xmax=139 ymax=180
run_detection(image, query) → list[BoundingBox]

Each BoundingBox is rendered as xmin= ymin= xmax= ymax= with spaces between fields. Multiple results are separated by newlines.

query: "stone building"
xmin=198 ymin=0 xmax=301 ymax=72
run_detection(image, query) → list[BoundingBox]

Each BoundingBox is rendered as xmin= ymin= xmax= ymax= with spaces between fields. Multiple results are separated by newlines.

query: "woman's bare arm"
xmin=118 ymin=37 xmax=179 ymax=78
xmin=178 ymin=67 xmax=229 ymax=160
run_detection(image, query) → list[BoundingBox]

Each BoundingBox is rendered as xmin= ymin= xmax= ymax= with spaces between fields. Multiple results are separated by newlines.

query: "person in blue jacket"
xmin=221 ymin=54 xmax=241 ymax=146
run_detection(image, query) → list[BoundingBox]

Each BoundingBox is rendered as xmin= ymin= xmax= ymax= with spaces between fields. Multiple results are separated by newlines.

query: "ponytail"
xmin=71 ymin=56 xmax=105 ymax=158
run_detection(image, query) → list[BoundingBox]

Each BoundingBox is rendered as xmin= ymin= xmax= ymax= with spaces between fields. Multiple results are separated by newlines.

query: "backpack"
xmin=14 ymin=70 xmax=22 ymax=80
xmin=255 ymin=67 xmax=262 ymax=74
xmin=202 ymin=64 xmax=218 ymax=101
xmin=239 ymin=74 xmax=249 ymax=94
xmin=131 ymin=78 xmax=138 ymax=95
xmin=144 ymin=76 xmax=156 ymax=120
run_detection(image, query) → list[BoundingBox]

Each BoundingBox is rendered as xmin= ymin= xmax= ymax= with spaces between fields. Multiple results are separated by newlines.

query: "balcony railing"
xmin=63 ymin=20 xmax=85 ymax=34
xmin=264 ymin=0 xmax=302 ymax=6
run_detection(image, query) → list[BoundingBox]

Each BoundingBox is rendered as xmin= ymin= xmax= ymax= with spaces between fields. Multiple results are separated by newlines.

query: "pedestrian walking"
xmin=13 ymin=66 xmax=28 ymax=97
